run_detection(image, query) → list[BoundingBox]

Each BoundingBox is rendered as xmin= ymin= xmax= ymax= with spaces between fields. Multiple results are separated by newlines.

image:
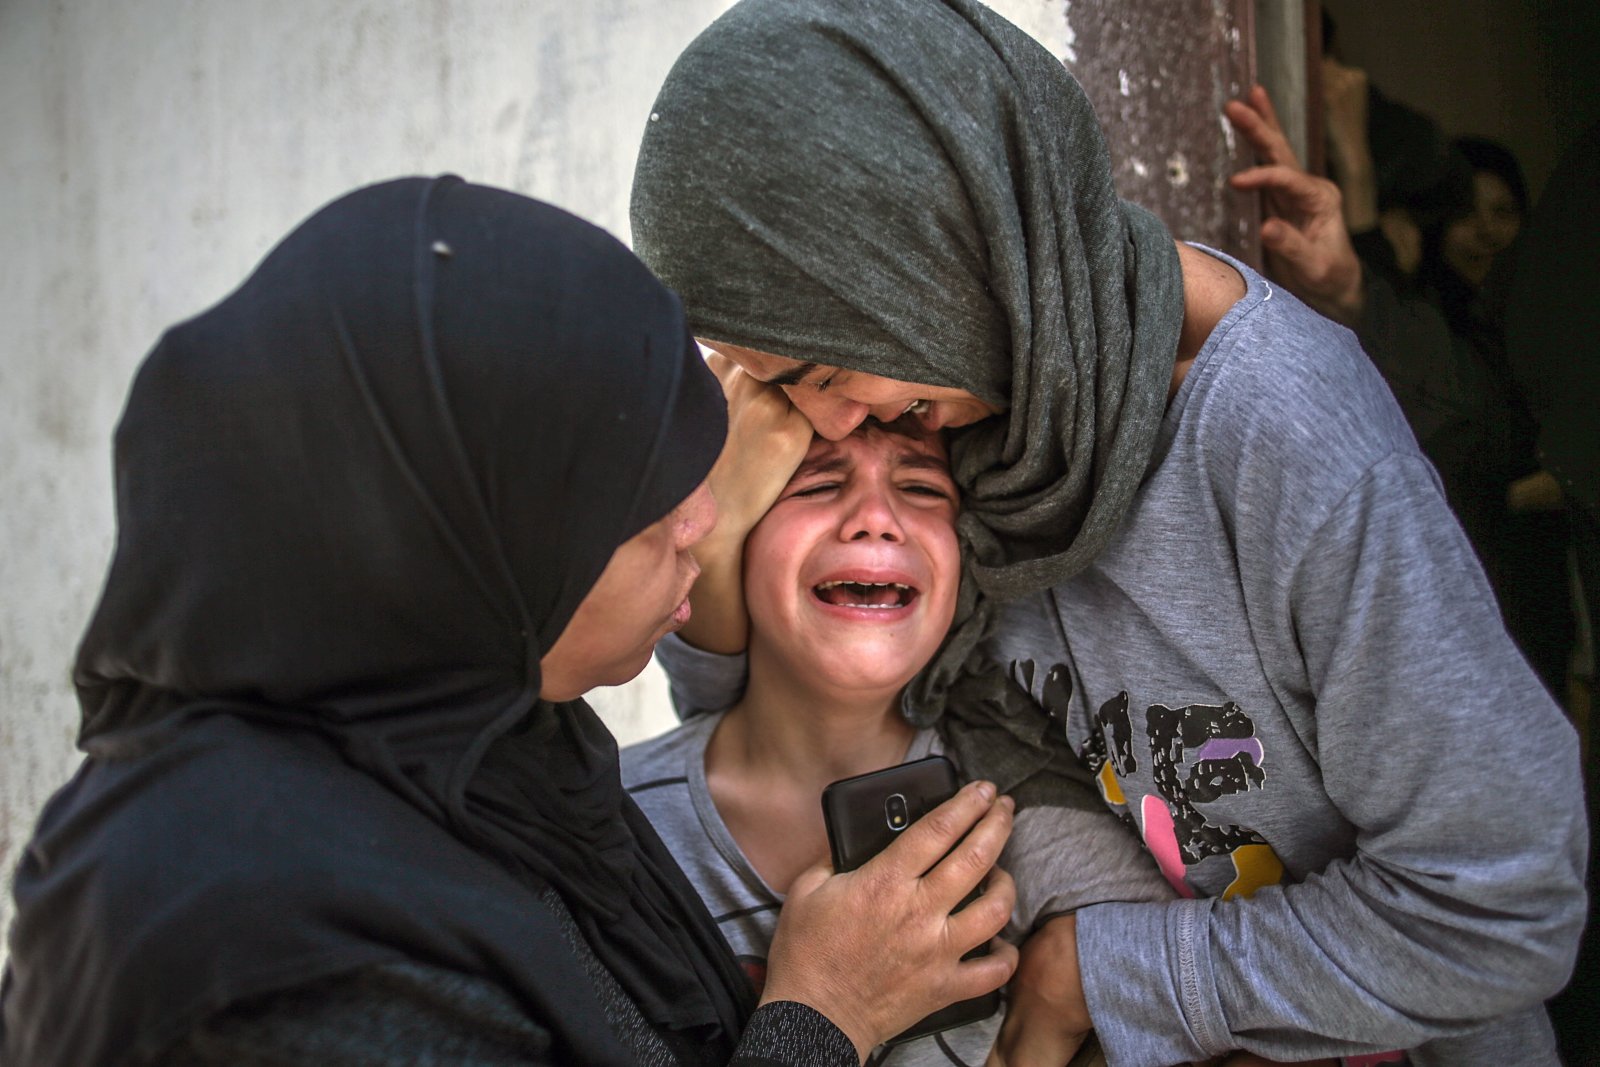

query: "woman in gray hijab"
xmin=630 ymin=2 xmax=1585 ymax=1065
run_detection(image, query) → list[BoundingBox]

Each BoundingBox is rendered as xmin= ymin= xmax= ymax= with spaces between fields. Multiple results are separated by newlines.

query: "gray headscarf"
xmin=632 ymin=0 xmax=1185 ymax=799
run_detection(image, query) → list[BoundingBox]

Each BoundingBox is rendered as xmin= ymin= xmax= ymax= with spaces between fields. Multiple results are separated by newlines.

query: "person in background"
xmin=0 ymin=176 xmax=1018 ymax=1067
xmin=631 ymin=1 xmax=1586 ymax=1063
xmin=1421 ymin=137 xmax=1529 ymax=334
xmin=1431 ymin=135 xmax=1574 ymax=701
xmin=1228 ymin=84 xmax=1598 ymax=1067
xmin=1233 ymin=81 xmax=1573 ymax=702
xmin=1495 ymin=119 xmax=1600 ymax=1067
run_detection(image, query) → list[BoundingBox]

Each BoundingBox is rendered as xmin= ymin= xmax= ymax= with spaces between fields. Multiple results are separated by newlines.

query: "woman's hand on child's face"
xmin=706 ymin=352 xmax=816 ymax=537
xmin=985 ymin=913 xmax=1091 ymax=1067
xmin=760 ymin=782 xmax=1019 ymax=1061
xmin=671 ymin=353 xmax=818 ymax=654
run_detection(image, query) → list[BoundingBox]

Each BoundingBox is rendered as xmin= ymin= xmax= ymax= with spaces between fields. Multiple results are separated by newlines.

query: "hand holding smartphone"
xmin=820 ymin=755 xmax=1002 ymax=1045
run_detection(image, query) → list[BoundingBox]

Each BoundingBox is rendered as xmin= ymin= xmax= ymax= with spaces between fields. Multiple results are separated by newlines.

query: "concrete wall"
xmin=1 ymin=0 xmax=1224 ymax=954
xmin=1062 ymin=0 xmax=1257 ymax=262
xmin=0 ymin=0 xmax=747 ymax=948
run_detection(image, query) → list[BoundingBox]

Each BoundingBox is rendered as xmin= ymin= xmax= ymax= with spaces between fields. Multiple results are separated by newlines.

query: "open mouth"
xmin=813 ymin=580 xmax=918 ymax=609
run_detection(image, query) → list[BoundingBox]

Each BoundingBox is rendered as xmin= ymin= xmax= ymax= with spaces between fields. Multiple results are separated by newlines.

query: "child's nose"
xmin=842 ymin=487 xmax=904 ymax=542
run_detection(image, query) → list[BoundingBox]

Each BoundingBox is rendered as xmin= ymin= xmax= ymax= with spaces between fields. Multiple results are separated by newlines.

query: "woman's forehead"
xmin=700 ymin=340 xmax=928 ymax=395
xmin=702 ymin=339 xmax=829 ymax=382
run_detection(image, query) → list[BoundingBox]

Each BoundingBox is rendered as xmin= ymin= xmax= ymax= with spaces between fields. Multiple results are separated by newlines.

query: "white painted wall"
xmin=0 ymin=0 xmax=1068 ymax=952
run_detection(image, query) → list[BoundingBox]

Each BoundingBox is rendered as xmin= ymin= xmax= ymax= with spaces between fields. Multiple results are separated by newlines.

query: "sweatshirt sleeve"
xmin=1005 ymin=805 xmax=1175 ymax=940
xmin=654 ymin=632 xmax=750 ymax=719
xmin=1077 ymin=452 xmax=1587 ymax=1065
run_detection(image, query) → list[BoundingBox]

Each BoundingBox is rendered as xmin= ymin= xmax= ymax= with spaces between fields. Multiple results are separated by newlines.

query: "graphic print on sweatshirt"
xmin=1008 ymin=655 xmax=1287 ymax=902
xmin=1138 ymin=699 xmax=1282 ymax=899
xmin=1011 ymin=665 xmax=1399 ymax=1065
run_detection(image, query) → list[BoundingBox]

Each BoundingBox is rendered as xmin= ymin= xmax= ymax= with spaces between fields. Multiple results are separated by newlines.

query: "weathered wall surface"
xmin=1052 ymin=0 xmax=1258 ymax=262
xmin=1 ymin=0 xmax=1252 ymax=952
xmin=971 ymin=1 xmax=1260 ymax=260
xmin=0 ymin=0 xmax=740 ymax=947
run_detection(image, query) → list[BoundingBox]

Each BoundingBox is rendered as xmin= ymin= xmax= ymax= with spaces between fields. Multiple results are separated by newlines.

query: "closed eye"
xmin=789 ymin=481 xmax=841 ymax=498
xmin=901 ymin=482 xmax=954 ymax=500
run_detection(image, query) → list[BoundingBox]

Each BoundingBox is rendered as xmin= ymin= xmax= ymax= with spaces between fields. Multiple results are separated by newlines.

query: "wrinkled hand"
xmin=1226 ymin=84 xmax=1298 ymax=170
xmin=764 ymin=783 xmax=1019 ymax=1062
xmin=985 ymin=914 xmax=1090 ymax=1067
xmin=704 ymin=352 xmax=815 ymax=534
xmin=1225 ymin=85 xmax=1365 ymax=327
xmin=678 ymin=352 xmax=814 ymax=653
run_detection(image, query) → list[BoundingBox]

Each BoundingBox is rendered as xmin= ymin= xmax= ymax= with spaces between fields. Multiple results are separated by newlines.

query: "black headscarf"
xmin=631 ymin=0 xmax=1184 ymax=794
xmin=2 ymin=177 xmax=747 ymax=1066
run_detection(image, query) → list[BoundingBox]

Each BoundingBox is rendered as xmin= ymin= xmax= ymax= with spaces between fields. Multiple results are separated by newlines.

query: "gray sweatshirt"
xmin=622 ymin=713 xmax=1172 ymax=1067
xmin=654 ymin=254 xmax=1585 ymax=1066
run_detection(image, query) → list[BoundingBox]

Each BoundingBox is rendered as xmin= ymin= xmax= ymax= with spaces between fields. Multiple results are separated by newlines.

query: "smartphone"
xmin=819 ymin=755 xmax=1000 ymax=1044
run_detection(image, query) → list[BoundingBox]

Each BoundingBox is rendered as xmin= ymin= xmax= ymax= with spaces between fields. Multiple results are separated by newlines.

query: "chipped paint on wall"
xmin=1166 ymin=152 xmax=1192 ymax=188
xmin=1053 ymin=0 xmax=1257 ymax=259
xmin=982 ymin=0 xmax=1257 ymax=257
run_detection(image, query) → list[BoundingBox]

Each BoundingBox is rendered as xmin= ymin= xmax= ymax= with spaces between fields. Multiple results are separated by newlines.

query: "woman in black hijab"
xmin=1 ymin=176 xmax=1016 ymax=1067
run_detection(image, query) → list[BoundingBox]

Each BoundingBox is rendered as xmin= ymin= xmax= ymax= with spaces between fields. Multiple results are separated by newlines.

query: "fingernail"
xmin=1000 ymin=795 xmax=1015 ymax=813
xmin=974 ymin=780 xmax=996 ymax=802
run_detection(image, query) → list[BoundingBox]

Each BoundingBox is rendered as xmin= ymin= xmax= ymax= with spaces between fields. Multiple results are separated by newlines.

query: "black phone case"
xmin=819 ymin=756 xmax=1001 ymax=1045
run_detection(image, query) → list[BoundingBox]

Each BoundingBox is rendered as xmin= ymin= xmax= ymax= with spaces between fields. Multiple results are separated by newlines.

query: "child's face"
xmin=743 ymin=422 xmax=960 ymax=698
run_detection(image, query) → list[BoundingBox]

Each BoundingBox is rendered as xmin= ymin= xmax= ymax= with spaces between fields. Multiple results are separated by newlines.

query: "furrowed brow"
xmin=893 ymin=453 xmax=952 ymax=477
xmin=791 ymin=455 xmax=851 ymax=480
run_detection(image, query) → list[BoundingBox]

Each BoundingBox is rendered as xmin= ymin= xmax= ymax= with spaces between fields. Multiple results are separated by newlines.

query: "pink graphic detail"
xmin=1141 ymin=794 xmax=1196 ymax=898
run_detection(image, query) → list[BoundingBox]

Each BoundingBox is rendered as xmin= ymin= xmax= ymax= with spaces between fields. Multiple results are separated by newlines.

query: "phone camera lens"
xmin=885 ymin=793 xmax=909 ymax=830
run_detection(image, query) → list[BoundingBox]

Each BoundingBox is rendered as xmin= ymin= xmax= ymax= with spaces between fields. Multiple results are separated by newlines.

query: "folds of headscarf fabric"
xmin=631 ymin=0 xmax=1185 ymax=788
xmin=4 ymin=177 xmax=743 ymax=1067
